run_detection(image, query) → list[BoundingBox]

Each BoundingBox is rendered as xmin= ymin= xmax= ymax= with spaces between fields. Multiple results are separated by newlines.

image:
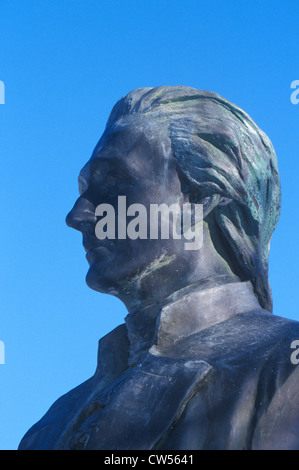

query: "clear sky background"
xmin=0 ymin=0 xmax=298 ymax=450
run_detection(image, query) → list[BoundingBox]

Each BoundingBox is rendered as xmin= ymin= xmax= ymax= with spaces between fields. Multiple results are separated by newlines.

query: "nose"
xmin=65 ymin=197 xmax=97 ymax=232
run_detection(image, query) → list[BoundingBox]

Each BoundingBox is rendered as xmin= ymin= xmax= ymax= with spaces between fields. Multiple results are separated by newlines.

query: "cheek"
xmin=112 ymin=239 xmax=169 ymax=274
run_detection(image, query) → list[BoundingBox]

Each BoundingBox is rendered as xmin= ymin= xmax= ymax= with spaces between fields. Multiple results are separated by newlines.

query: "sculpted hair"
xmin=105 ymin=86 xmax=281 ymax=312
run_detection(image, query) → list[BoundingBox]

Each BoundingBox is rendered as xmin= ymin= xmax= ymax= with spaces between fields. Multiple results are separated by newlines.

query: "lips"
xmin=85 ymin=246 xmax=112 ymax=264
xmin=83 ymin=234 xmax=110 ymax=251
xmin=82 ymin=234 xmax=115 ymax=264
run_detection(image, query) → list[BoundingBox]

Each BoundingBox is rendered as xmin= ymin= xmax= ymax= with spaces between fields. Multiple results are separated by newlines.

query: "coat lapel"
xmin=69 ymin=354 xmax=212 ymax=450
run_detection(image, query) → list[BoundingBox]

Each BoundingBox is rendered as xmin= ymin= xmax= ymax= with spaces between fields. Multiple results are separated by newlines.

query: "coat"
xmin=18 ymin=282 xmax=299 ymax=450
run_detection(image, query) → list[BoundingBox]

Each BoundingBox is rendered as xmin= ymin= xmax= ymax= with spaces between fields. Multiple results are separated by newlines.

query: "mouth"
xmin=83 ymin=234 xmax=115 ymax=263
xmin=83 ymin=233 xmax=110 ymax=251
xmin=85 ymin=246 xmax=112 ymax=263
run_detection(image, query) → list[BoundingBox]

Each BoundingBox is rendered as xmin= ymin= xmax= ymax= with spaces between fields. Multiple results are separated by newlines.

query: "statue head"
xmin=66 ymin=86 xmax=281 ymax=312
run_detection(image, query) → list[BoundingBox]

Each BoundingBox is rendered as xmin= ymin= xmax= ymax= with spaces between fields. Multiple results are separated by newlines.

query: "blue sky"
xmin=0 ymin=0 xmax=298 ymax=449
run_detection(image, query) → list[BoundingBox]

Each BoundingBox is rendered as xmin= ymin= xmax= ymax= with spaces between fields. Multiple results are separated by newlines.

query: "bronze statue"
xmin=19 ymin=86 xmax=299 ymax=450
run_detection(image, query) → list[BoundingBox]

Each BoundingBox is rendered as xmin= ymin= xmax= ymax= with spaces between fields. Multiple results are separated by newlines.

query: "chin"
xmin=86 ymin=266 xmax=112 ymax=293
xmin=85 ymin=262 xmax=123 ymax=296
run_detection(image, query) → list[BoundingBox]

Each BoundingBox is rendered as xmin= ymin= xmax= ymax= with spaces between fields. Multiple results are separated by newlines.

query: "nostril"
xmin=65 ymin=198 xmax=97 ymax=231
xmin=65 ymin=210 xmax=74 ymax=228
xmin=65 ymin=209 xmax=83 ymax=230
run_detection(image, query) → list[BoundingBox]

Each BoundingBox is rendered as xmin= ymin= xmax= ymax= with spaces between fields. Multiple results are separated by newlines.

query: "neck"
xmin=124 ymin=276 xmax=262 ymax=365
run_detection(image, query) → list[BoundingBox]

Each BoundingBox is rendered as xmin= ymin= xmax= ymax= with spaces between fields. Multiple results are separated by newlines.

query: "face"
xmin=66 ymin=123 xmax=197 ymax=304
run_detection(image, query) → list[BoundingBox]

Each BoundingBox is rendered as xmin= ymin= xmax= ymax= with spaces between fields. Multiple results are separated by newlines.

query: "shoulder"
xmin=231 ymin=312 xmax=299 ymax=449
xmin=252 ymin=360 xmax=299 ymax=449
xmin=18 ymin=375 xmax=95 ymax=450
xmin=18 ymin=323 xmax=130 ymax=450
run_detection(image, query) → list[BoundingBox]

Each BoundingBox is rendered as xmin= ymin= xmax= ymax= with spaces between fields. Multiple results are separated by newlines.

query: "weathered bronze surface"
xmin=19 ymin=87 xmax=299 ymax=450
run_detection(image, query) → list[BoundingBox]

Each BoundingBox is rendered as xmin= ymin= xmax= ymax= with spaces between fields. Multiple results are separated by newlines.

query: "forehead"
xmin=79 ymin=122 xmax=169 ymax=183
xmin=92 ymin=123 xmax=141 ymax=158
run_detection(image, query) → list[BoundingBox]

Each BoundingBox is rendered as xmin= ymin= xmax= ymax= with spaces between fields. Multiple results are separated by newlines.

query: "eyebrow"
xmin=78 ymin=156 xmax=133 ymax=188
xmin=91 ymin=155 xmax=134 ymax=175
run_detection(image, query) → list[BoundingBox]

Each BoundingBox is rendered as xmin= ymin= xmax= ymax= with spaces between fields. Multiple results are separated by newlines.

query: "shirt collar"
xmin=96 ymin=281 xmax=261 ymax=382
xmin=150 ymin=280 xmax=261 ymax=354
xmin=108 ymin=279 xmax=262 ymax=368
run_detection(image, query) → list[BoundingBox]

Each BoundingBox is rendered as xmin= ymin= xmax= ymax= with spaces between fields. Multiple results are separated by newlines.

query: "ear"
xmin=219 ymin=197 xmax=232 ymax=206
xmin=201 ymin=195 xmax=232 ymax=218
xmin=182 ymin=194 xmax=232 ymax=228
xmin=201 ymin=194 xmax=221 ymax=218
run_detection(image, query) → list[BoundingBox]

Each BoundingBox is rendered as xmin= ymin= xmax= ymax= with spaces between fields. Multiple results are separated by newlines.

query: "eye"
xmin=103 ymin=171 xmax=134 ymax=190
xmin=105 ymin=174 xmax=117 ymax=188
